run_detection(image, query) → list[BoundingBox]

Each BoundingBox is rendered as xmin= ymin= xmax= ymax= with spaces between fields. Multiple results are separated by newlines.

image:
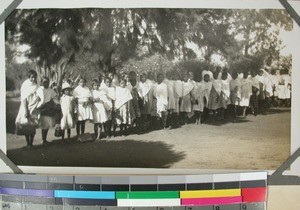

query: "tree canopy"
xmin=5 ymin=8 xmax=293 ymax=89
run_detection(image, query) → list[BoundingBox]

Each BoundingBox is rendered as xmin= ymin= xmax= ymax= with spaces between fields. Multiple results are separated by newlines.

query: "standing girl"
xmin=73 ymin=77 xmax=93 ymax=136
xmin=91 ymin=79 xmax=110 ymax=140
xmin=180 ymin=73 xmax=194 ymax=125
xmin=100 ymin=77 xmax=116 ymax=138
xmin=229 ymin=72 xmax=241 ymax=121
xmin=36 ymin=77 xmax=59 ymax=145
xmin=60 ymin=82 xmax=75 ymax=142
xmin=15 ymin=70 xmax=40 ymax=148
xmin=208 ymin=71 xmax=222 ymax=121
xmin=219 ymin=72 xmax=231 ymax=120
xmin=115 ymin=79 xmax=134 ymax=136
xmin=240 ymin=72 xmax=252 ymax=117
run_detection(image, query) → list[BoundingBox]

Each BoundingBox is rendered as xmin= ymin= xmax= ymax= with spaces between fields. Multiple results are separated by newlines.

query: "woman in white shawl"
xmin=180 ymin=74 xmax=194 ymax=124
xmin=208 ymin=71 xmax=222 ymax=120
xmin=229 ymin=72 xmax=241 ymax=120
xmin=115 ymin=79 xmax=134 ymax=136
xmin=100 ymin=77 xmax=116 ymax=138
xmin=240 ymin=72 xmax=252 ymax=117
xmin=73 ymin=76 xmax=93 ymax=136
xmin=219 ymin=72 xmax=231 ymax=120
xmin=153 ymin=73 xmax=169 ymax=129
xmin=15 ymin=70 xmax=39 ymax=148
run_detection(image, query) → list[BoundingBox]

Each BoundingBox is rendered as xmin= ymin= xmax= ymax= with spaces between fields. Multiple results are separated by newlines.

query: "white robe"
xmin=153 ymin=82 xmax=168 ymax=116
xmin=73 ymin=86 xmax=93 ymax=121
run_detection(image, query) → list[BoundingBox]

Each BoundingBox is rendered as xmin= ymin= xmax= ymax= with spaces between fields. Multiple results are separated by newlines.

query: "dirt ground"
xmin=6 ymin=98 xmax=290 ymax=170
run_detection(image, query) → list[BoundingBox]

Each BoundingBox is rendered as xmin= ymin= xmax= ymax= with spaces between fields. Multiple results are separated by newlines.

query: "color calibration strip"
xmin=0 ymin=172 xmax=267 ymax=210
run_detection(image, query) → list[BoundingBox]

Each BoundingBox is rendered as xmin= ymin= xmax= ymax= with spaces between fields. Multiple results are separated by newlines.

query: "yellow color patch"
xmin=180 ymin=189 xmax=241 ymax=198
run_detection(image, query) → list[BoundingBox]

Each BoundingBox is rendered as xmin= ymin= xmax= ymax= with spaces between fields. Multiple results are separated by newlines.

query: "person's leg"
xmin=25 ymin=135 xmax=30 ymax=146
xmin=62 ymin=130 xmax=65 ymax=141
xmin=162 ymin=111 xmax=168 ymax=129
xmin=81 ymin=120 xmax=86 ymax=134
xmin=94 ymin=123 xmax=98 ymax=140
xmin=76 ymin=121 xmax=81 ymax=135
xmin=67 ymin=129 xmax=71 ymax=141
xmin=42 ymin=129 xmax=49 ymax=144
xmin=29 ymin=134 xmax=35 ymax=147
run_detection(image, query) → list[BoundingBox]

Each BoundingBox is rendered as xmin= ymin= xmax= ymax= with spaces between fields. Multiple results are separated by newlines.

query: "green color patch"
xmin=116 ymin=191 xmax=180 ymax=199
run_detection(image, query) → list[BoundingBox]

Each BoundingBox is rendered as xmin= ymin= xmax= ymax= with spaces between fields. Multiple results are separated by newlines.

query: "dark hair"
xmin=92 ymin=79 xmax=99 ymax=86
xmin=41 ymin=76 xmax=50 ymax=83
xmin=119 ymin=78 xmax=127 ymax=83
xmin=27 ymin=70 xmax=37 ymax=78
xmin=78 ymin=76 xmax=87 ymax=83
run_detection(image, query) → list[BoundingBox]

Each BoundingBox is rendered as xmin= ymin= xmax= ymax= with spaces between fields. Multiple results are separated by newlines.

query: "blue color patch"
xmin=54 ymin=190 xmax=115 ymax=199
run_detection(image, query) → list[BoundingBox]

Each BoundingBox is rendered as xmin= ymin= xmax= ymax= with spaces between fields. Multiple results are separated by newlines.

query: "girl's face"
xmin=243 ymin=72 xmax=249 ymax=79
xmin=157 ymin=74 xmax=164 ymax=84
xmin=29 ymin=74 xmax=36 ymax=83
xmin=140 ymin=75 xmax=147 ymax=83
xmin=204 ymin=75 xmax=210 ymax=82
xmin=213 ymin=71 xmax=219 ymax=80
xmin=64 ymin=89 xmax=71 ymax=96
xmin=221 ymin=73 xmax=227 ymax=81
xmin=120 ymin=80 xmax=126 ymax=88
xmin=183 ymin=75 xmax=189 ymax=82
xmin=105 ymin=79 xmax=112 ymax=87
xmin=79 ymin=79 xmax=86 ymax=87
xmin=232 ymin=73 xmax=238 ymax=80
xmin=42 ymin=80 xmax=50 ymax=88
xmin=93 ymin=83 xmax=99 ymax=90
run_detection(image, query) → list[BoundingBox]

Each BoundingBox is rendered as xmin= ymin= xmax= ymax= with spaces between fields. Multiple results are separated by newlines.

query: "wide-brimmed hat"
xmin=62 ymin=82 xmax=72 ymax=91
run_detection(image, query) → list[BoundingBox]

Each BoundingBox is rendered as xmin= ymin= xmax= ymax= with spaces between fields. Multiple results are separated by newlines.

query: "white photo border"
xmin=1 ymin=0 xmax=299 ymax=175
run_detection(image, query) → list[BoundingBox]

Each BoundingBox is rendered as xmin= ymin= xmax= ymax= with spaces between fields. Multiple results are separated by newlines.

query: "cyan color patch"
xmin=54 ymin=190 xmax=115 ymax=199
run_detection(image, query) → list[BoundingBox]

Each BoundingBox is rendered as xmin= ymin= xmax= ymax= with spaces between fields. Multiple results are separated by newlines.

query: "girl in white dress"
xmin=60 ymin=82 xmax=75 ymax=142
xmin=180 ymin=74 xmax=194 ymax=124
xmin=240 ymin=72 xmax=252 ymax=117
xmin=115 ymin=79 xmax=134 ymax=136
xmin=92 ymin=79 xmax=110 ymax=140
xmin=73 ymin=77 xmax=93 ymax=136
xmin=15 ymin=70 xmax=39 ymax=148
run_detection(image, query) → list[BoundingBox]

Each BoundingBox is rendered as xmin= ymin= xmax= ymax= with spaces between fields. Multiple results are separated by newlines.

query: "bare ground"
xmin=6 ymin=98 xmax=290 ymax=170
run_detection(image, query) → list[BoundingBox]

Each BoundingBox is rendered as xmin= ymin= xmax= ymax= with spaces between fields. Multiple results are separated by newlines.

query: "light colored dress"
xmin=220 ymin=79 xmax=231 ymax=109
xmin=60 ymin=94 xmax=75 ymax=129
xmin=277 ymin=74 xmax=291 ymax=99
xmin=92 ymin=89 xmax=109 ymax=124
xmin=73 ymin=86 xmax=93 ymax=121
xmin=229 ymin=79 xmax=242 ymax=106
xmin=115 ymin=86 xmax=134 ymax=125
xmin=137 ymin=81 xmax=152 ymax=115
xmin=208 ymin=79 xmax=222 ymax=110
xmin=36 ymin=87 xmax=58 ymax=129
xmin=240 ymin=78 xmax=252 ymax=107
xmin=192 ymin=82 xmax=206 ymax=112
xmin=173 ymin=80 xmax=183 ymax=113
xmin=163 ymin=79 xmax=176 ymax=111
xmin=153 ymin=82 xmax=169 ymax=117
xmin=180 ymin=81 xmax=193 ymax=112
xmin=100 ymin=84 xmax=116 ymax=120
xmin=15 ymin=79 xmax=39 ymax=134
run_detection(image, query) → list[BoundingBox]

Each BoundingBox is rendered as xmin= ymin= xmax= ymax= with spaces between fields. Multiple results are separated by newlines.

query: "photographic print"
xmin=3 ymin=1 xmax=298 ymax=171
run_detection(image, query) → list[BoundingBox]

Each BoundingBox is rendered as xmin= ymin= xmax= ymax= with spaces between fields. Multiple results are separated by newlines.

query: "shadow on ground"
xmin=7 ymin=139 xmax=186 ymax=168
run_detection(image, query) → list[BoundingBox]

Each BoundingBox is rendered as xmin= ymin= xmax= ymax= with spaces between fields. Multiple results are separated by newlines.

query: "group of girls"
xmin=16 ymin=67 xmax=291 ymax=148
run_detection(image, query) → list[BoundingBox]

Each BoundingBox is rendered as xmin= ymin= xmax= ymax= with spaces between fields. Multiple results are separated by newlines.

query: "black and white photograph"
xmin=3 ymin=2 xmax=298 ymax=170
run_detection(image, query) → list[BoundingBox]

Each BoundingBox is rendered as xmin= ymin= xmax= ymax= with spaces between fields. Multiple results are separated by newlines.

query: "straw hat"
xmin=62 ymin=82 xmax=72 ymax=91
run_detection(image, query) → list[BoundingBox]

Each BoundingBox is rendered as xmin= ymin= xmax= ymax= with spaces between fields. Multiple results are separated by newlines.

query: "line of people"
xmin=16 ymin=67 xmax=291 ymax=148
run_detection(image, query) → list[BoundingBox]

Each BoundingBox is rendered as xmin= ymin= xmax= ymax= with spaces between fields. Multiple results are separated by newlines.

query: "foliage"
xmin=5 ymin=8 xmax=293 ymax=87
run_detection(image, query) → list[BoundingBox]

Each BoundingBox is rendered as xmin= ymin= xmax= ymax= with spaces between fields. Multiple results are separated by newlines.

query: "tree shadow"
xmin=7 ymin=139 xmax=186 ymax=168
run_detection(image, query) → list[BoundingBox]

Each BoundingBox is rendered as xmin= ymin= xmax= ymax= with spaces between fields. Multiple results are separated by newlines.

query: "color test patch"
xmin=180 ymin=189 xmax=241 ymax=198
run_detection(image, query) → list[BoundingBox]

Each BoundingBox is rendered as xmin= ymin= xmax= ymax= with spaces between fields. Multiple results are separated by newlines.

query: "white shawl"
xmin=115 ymin=86 xmax=133 ymax=109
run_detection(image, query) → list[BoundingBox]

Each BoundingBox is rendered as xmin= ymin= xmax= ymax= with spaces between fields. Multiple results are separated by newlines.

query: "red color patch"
xmin=242 ymin=187 xmax=267 ymax=203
